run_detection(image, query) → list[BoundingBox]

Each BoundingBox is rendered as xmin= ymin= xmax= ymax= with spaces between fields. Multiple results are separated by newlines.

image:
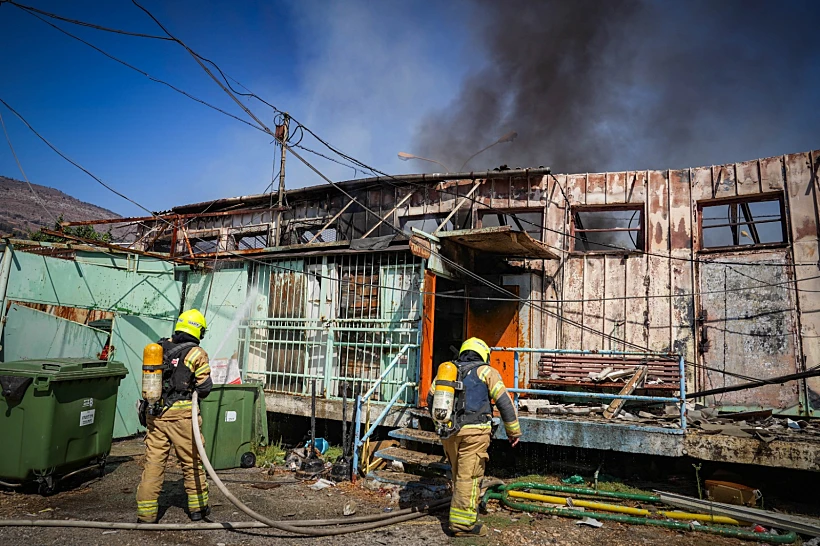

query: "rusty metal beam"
xmin=306 ymin=200 xmax=354 ymax=244
xmin=60 ymin=206 xmax=287 ymax=227
xmin=362 ymin=190 xmax=416 ymax=238
xmin=39 ymin=229 xmax=201 ymax=267
xmin=433 ymin=180 xmax=482 ymax=235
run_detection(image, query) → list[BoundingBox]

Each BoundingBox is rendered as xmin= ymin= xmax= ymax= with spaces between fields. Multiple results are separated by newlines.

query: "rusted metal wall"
xmin=128 ymin=150 xmax=819 ymax=414
xmin=543 ymin=152 xmax=820 ymax=414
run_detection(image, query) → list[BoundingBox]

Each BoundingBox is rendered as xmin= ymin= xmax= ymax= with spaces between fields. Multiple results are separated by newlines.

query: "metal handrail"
xmin=362 ymin=344 xmax=412 ymax=400
xmin=351 ymin=344 xmax=416 ymax=480
xmin=492 ymin=347 xmax=687 ymax=430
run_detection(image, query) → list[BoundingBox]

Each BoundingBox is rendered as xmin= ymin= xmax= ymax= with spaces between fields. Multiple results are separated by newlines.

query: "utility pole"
xmin=274 ymin=113 xmax=289 ymax=246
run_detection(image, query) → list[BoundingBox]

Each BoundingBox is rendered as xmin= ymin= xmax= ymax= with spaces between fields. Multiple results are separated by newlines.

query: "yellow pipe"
xmin=507 ymin=491 xmax=740 ymax=525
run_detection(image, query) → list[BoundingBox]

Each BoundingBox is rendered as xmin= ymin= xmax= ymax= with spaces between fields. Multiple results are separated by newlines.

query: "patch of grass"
xmin=512 ymin=474 xmax=562 ymax=485
xmin=254 ymin=439 xmax=287 ymax=467
xmin=323 ymin=445 xmax=344 ymax=462
xmin=596 ymin=481 xmax=653 ymax=496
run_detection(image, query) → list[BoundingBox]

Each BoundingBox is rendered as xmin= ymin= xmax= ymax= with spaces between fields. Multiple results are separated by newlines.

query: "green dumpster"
xmin=199 ymin=382 xmax=267 ymax=470
xmin=0 ymin=358 xmax=128 ymax=494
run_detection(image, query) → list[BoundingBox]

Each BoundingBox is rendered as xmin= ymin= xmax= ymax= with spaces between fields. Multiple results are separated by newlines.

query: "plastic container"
xmin=198 ymin=382 xmax=266 ymax=470
xmin=312 ymin=437 xmax=329 ymax=455
xmin=0 ymin=358 xmax=128 ymax=494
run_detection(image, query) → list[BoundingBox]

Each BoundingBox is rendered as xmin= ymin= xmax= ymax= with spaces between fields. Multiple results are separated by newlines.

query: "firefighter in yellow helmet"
xmin=136 ymin=309 xmax=213 ymax=523
xmin=427 ymin=337 xmax=521 ymax=537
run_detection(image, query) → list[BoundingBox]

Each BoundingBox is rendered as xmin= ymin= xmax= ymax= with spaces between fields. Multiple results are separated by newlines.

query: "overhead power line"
xmin=0 ymin=110 xmax=58 ymax=224
xmin=13 ymin=0 xmax=815 ymax=272
xmin=5 ymin=3 xmax=811 ymax=385
xmin=0 ymin=93 xmax=772 ymax=385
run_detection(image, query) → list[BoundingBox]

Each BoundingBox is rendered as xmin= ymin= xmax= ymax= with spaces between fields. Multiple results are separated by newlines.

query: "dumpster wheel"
xmin=98 ymin=453 xmax=108 ymax=479
xmin=240 ymin=451 xmax=256 ymax=469
xmin=35 ymin=472 xmax=56 ymax=497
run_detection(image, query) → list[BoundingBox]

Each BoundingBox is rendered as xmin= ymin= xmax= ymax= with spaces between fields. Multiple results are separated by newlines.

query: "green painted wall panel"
xmin=183 ymin=266 xmax=249 ymax=360
xmin=1 ymin=303 xmax=108 ymax=362
xmin=74 ymin=251 xmax=176 ymax=274
xmin=109 ymin=314 xmax=175 ymax=438
xmin=6 ymin=250 xmax=181 ymax=318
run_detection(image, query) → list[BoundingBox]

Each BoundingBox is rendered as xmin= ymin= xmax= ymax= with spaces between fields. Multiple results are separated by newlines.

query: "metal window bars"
xmin=237 ymin=251 xmax=423 ymax=403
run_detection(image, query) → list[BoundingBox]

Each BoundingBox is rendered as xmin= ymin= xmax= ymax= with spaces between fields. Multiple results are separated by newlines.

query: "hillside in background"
xmin=0 ymin=175 xmax=124 ymax=240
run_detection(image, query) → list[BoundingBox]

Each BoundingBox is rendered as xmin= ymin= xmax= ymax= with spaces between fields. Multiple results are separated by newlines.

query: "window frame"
xmin=399 ymin=213 xmax=453 ymax=234
xmin=696 ymin=192 xmax=789 ymax=253
xmin=477 ymin=207 xmax=545 ymax=242
xmin=569 ymin=203 xmax=646 ymax=255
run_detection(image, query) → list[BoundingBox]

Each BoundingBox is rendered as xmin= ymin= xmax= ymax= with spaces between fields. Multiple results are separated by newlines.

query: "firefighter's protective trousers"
xmin=136 ymin=409 xmax=209 ymax=522
xmin=442 ymin=428 xmax=492 ymax=532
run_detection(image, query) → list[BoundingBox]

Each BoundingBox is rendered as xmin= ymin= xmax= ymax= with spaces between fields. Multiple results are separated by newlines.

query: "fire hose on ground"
xmin=481 ymin=482 xmax=797 ymax=544
xmin=0 ymin=391 xmax=449 ymax=536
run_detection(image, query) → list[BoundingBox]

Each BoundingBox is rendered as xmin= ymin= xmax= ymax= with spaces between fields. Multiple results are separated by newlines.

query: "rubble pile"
xmin=518 ymin=399 xmax=820 ymax=439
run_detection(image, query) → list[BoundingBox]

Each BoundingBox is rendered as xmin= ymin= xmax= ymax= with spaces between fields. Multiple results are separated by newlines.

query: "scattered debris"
xmin=603 ymin=366 xmax=648 ymax=419
xmin=704 ymin=480 xmax=760 ymax=507
xmin=309 ymin=478 xmax=336 ymax=491
xmin=343 ymin=501 xmax=357 ymax=516
xmin=657 ymin=490 xmax=820 ymax=537
xmin=575 ymin=517 xmax=603 ymax=528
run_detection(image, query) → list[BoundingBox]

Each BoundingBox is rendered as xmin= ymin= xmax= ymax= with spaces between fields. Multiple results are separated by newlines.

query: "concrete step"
xmin=408 ymin=407 xmax=434 ymax=421
xmin=388 ymin=428 xmax=442 ymax=445
xmin=366 ymin=469 xmax=449 ymax=490
xmin=374 ymin=447 xmax=451 ymax=471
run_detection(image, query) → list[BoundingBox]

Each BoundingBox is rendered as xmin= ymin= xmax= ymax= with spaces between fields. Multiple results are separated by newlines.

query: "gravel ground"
xmin=0 ymin=438 xmax=794 ymax=546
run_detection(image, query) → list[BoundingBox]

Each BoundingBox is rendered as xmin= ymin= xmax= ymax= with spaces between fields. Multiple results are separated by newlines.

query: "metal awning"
xmin=437 ymin=226 xmax=559 ymax=259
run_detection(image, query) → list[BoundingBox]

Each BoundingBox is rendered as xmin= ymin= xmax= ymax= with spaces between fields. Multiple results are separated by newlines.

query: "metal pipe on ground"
xmin=483 ymin=490 xmax=796 ymax=544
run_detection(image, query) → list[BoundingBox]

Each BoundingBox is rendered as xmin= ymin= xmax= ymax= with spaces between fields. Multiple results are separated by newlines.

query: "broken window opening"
xmin=236 ymin=233 xmax=269 ymax=250
xmin=400 ymin=214 xmax=452 ymax=234
xmin=192 ymin=238 xmax=219 ymax=254
xmin=699 ymin=194 xmax=786 ymax=251
xmin=479 ymin=209 xmax=543 ymax=241
xmin=570 ymin=205 xmax=644 ymax=253
xmin=300 ymin=227 xmax=338 ymax=244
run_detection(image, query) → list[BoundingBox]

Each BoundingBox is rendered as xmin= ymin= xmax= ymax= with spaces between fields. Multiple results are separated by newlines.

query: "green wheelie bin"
xmin=0 ymin=358 xmax=128 ymax=494
xmin=199 ymin=382 xmax=267 ymax=470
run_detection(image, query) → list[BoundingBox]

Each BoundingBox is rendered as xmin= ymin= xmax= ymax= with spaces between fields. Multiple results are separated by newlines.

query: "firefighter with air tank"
xmin=137 ymin=309 xmax=213 ymax=523
xmin=428 ymin=337 xmax=521 ymax=537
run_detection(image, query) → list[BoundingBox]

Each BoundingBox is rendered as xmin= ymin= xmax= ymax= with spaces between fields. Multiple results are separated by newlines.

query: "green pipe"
xmin=499 ymin=481 xmax=660 ymax=503
xmin=484 ymin=492 xmax=796 ymax=545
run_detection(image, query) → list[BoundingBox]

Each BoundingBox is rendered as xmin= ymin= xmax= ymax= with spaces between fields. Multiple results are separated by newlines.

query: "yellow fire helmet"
xmin=459 ymin=337 xmax=490 ymax=362
xmin=175 ymin=309 xmax=208 ymax=340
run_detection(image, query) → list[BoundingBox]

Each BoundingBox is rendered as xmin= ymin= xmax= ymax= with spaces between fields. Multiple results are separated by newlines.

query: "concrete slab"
xmin=497 ymin=415 xmax=685 ymax=457
xmin=684 ymin=431 xmax=820 ymax=472
xmin=265 ymin=391 xmax=413 ymax=428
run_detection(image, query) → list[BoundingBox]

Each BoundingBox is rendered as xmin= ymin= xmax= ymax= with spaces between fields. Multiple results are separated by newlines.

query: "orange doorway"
xmin=466 ymin=285 xmax=520 ymax=388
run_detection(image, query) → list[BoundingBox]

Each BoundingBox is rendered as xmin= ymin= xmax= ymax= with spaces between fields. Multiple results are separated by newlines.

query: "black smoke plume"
xmin=413 ymin=0 xmax=820 ymax=174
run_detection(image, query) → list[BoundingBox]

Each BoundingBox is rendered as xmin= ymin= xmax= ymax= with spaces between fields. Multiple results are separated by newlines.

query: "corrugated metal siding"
xmin=538 ymin=151 xmax=819 ymax=414
xmin=2 ymin=303 xmax=107 ymax=362
xmin=6 ymin=250 xmax=181 ymax=318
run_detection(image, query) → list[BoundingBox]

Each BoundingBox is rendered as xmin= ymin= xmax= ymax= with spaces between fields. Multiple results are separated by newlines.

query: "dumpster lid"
xmin=0 ymin=358 xmax=127 ymax=380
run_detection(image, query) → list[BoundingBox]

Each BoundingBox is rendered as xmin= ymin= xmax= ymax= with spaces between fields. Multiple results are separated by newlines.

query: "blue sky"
xmin=0 ymin=0 xmax=475 ymax=216
xmin=1 ymin=1 xmax=818 ymax=219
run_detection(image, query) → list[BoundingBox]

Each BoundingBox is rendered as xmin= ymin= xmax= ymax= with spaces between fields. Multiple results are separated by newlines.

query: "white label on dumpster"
xmin=80 ymin=409 xmax=96 ymax=426
xmin=225 ymin=411 xmax=237 ymax=423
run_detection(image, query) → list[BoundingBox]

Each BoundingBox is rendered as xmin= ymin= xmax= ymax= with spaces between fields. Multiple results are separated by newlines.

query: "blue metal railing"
xmin=351 ymin=344 xmax=416 ymax=477
xmin=494 ymin=347 xmax=687 ymax=430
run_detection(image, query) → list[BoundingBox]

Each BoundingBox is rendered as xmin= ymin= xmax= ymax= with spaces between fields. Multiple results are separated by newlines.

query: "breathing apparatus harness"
xmin=434 ymin=359 xmax=492 ymax=439
xmin=139 ymin=339 xmax=198 ymax=424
